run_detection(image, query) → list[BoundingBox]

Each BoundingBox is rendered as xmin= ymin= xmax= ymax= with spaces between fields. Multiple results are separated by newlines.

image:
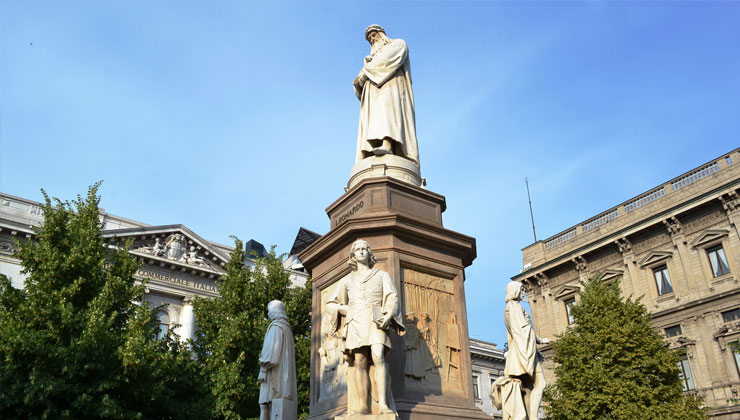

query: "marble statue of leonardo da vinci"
xmin=353 ymin=25 xmax=419 ymax=166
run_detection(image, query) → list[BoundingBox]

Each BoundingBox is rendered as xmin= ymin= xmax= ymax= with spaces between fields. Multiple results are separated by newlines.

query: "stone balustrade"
xmin=529 ymin=148 xmax=740 ymax=262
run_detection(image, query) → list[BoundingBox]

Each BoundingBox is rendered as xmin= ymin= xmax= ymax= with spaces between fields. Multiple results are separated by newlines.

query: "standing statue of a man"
xmin=258 ymin=300 xmax=297 ymax=420
xmin=327 ymin=239 xmax=405 ymax=415
xmin=353 ymin=25 xmax=419 ymax=166
xmin=495 ymin=281 xmax=550 ymax=420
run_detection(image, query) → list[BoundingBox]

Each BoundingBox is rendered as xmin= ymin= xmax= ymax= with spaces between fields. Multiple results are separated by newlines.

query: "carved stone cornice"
xmin=719 ymin=190 xmax=740 ymax=212
xmin=663 ymin=216 xmax=682 ymax=238
xmin=535 ymin=272 xmax=549 ymax=290
xmin=666 ymin=335 xmax=696 ymax=349
xmin=713 ymin=321 xmax=740 ymax=351
xmin=572 ymin=256 xmax=588 ymax=274
xmin=614 ymin=237 xmax=632 ymax=256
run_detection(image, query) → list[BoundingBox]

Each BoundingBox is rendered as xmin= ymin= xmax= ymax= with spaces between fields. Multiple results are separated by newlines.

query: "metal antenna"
xmin=525 ymin=176 xmax=537 ymax=242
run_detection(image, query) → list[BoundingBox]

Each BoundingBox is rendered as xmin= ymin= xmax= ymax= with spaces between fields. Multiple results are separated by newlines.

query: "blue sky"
xmin=2 ymin=1 xmax=738 ymax=347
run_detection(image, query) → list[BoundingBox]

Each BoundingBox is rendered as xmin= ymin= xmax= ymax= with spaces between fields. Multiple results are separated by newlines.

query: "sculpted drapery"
xmin=503 ymin=283 xmax=538 ymax=378
xmin=354 ymin=31 xmax=419 ymax=166
xmin=258 ymin=312 xmax=297 ymax=405
xmin=327 ymin=268 xmax=404 ymax=351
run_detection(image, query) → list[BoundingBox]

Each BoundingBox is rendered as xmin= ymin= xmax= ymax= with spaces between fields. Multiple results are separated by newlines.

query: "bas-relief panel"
xmin=318 ymin=280 xmax=348 ymax=402
xmin=586 ymin=248 xmax=623 ymax=272
xmin=402 ymin=269 xmax=463 ymax=395
xmin=631 ymin=230 xmax=670 ymax=255
xmin=683 ymin=206 xmax=725 ymax=234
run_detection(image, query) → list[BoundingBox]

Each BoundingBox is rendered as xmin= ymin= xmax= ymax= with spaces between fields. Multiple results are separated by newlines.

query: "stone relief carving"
xmin=402 ymin=269 xmax=462 ymax=394
xmin=0 ymin=239 xmax=18 ymax=255
xmin=318 ymin=281 xmax=348 ymax=402
xmin=134 ymin=234 xmax=211 ymax=269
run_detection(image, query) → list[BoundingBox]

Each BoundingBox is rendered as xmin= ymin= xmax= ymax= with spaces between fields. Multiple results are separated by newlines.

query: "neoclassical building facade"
xmin=513 ymin=147 xmax=740 ymax=419
xmin=0 ymin=192 xmax=308 ymax=342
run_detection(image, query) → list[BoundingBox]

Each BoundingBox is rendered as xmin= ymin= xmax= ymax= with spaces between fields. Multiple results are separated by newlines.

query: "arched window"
xmin=156 ymin=311 xmax=170 ymax=341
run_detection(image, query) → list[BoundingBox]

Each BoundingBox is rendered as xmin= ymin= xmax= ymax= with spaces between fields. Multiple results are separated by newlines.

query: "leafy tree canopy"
xmin=543 ymin=275 xmax=706 ymax=420
xmin=0 ymin=183 xmax=210 ymax=419
xmin=193 ymin=238 xmax=312 ymax=420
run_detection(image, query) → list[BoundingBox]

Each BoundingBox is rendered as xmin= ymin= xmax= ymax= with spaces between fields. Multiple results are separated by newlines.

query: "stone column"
xmin=176 ymin=296 xmax=195 ymax=343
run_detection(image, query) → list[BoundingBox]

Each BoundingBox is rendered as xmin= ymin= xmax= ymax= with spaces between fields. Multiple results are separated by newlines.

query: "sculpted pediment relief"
xmin=689 ymin=229 xmax=728 ymax=248
xmin=553 ymin=284 xmax=580 ymax=301
xmin=103 ymin=225 xmax=230 ymax=274
xmin=637 ymin=250 xmax=673 ymax=268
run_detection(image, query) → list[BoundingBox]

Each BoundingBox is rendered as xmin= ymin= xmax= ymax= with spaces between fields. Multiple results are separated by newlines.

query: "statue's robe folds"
xmin=355 ymin=38 xmax=419 ymax=166
xmin=258 ymin=317 xmax=297 ymax=405
xmin=503 ymin=299 xmax=538 ymax=378
xmin=327 ymin=268 xmax=405 ymax=352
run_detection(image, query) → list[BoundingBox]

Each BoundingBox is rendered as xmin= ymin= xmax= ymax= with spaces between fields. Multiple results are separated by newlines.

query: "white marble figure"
xmin=258 ymin=300 xmax=297 ymax=420
xmin=327 ymin=239 xmax=405 ymax=415
xmin=353 ymin=25 xmax=419 ymax=166
xmin=495 ymin=281 xmax=550 ymax=420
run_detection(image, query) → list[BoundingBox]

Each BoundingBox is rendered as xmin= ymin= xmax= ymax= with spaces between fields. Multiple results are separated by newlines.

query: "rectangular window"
xmin=565 ymin=298 xmax=576 ymax=325
xmin=733 ymin=342 xmax=740 ymax=377
xmin=665 ymin=325 xmax=682 ymax=337
xmin=472 ymin=374 xmax=480 ymax=399
xmin=707 ymin=245 xmax=731 ymax=277
xmin=678 ymin=354 xmax=695 ymax=390
xmin=722 ymin=308 xmax=740 ymax=323
xmin=653 ymin=265 xmax=674 ymax=295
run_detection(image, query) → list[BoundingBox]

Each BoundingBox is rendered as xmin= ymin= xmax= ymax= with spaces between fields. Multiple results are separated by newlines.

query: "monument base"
xmin=269 ymin=398 xmax=297 ymax=420
xmin=348 ymin=155 xmax=424 ymax=190
xmin=302 ymin=177 xmax=488 ymax=420
xmin=335 ymin=414 xmax=398 ymax=420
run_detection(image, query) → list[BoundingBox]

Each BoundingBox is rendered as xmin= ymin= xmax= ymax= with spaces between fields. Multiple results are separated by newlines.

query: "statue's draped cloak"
xmin=327 ymin=268 xmax=405 ymax=352
xmin=258 ymin=317 xmax=297 ymax=404
xmin=503 ymin=291 xmax=538 ymax=377
xmin=355 ymin=38 xmax=419 ymax=166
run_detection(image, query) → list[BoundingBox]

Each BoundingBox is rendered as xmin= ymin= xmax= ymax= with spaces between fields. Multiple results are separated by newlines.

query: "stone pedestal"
xmin=348 ymin=155 xmax=424 ymax=190
xmin=300 ymin=176 xmax=488 ymax=420
xmin=270 ymin=398 xmax=297 ymax=420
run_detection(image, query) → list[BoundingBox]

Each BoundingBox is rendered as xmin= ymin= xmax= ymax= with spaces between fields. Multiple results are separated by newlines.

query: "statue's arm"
xmin=327 ymin=279 xmax=349 ymax=331
xmin=380 ymin=272 xmax=404 ymax=332
xmin=362 ymin=39 xmax=408 ymax=88
xmin=258 ymin=325 xmax=283 ymax=382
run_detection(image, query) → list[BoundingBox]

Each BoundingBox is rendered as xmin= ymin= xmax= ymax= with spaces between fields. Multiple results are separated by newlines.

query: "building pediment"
xmin=638 ymin=250 xmax=673 ymax=268
xmin=689 ymin=229 xmax=728 ymax=248
xmin=596 ymin=269 xmax=623 ymax=284
xmin=553 ymin=284 xmax=580 ymax=301
xmin=103 ymin=224 xmax=231 ymax=276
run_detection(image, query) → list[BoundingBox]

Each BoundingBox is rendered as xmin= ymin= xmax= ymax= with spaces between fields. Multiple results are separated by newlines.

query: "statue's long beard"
xmin=370 ymin=37 xmax=391 ymax=55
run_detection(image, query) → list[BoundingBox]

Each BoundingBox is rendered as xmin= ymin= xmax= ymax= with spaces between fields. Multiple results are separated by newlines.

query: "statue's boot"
xmin=373 ymin=146 xmax=391 ymax=156
xmin=378 ymin=403 xmax=394 ymax=414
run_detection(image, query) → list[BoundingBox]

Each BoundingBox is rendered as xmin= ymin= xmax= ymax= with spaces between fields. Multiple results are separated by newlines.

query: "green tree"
xmin=193 ymin=239 xmax=312 ymax=420
xmin=543 ymin=275 xmax=706 ymax=420
xmin=0 ymin=184 xmax=210 ymax=420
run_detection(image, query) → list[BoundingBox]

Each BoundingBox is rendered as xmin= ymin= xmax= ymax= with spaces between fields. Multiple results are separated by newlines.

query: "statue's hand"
xmin=257 ymin=369 xmax=266 ymax=382
xmin=380 ymin=313 xmax=392 ymax=330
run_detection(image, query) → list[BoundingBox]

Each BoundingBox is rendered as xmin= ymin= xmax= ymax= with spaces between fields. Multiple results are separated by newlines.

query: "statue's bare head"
xmin=267 ymin=300 xmax=287 ymax=321
xmin=348 ymin=239 xmax=376 ymax=270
